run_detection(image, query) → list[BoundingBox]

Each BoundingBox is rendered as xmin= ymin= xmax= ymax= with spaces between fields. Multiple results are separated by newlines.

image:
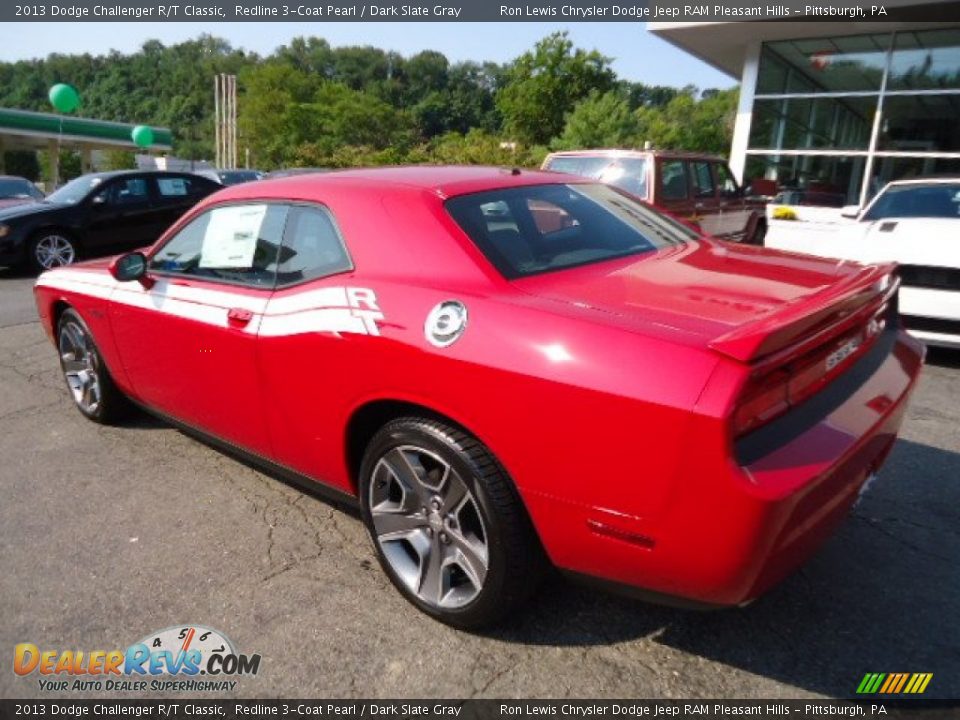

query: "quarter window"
xmin=149 ymin=203 xmax=286 ymax=287
xmin=157 ymin=177 xmax=191 ymax=197
xmin=276 ymin=206 xmax=352 ymax=285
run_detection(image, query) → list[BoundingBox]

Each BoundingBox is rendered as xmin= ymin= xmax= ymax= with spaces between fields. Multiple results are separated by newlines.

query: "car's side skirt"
xmin=130 ymin=399 xmax=360 ymax=513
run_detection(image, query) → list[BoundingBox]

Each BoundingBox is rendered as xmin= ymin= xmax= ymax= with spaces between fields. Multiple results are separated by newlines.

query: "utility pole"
xmin=214 ymin=73 xmax=237 ymax=169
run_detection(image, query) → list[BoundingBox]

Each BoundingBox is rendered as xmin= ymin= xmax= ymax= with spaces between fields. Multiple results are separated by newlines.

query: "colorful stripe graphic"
xmin=856 ymin=673 xmax=933 ymax=694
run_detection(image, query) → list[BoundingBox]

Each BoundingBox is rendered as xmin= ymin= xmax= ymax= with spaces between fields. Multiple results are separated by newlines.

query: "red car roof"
xmin=211 ymin=165 xmax=587 ymax=203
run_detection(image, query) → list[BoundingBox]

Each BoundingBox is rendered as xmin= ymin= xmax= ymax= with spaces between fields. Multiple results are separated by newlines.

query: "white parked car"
xmin=767 ymin=178 xmax=960 ymax=349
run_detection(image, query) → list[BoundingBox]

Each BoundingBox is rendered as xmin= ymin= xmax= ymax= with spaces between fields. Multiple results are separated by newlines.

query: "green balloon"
xmin=48 ymin=83 xmax=80 ymax=113
xmin=131 ymin=125 xmax=154 ymax=148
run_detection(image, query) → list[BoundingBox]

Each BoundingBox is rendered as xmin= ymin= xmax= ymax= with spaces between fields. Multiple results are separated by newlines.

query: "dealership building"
xmin=650 ymin=11 xmax=960 ymax=207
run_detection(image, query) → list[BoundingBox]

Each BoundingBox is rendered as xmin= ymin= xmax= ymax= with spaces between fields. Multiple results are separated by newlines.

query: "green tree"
xmin=634 ymin=87 xmax=738 ymax=154
xmin=496 ymin=32 xmax=616 ymax=145
xmin=102 ymin=149 xmax=137 ymax=170
xmin=3 ymin=151 xmax=40 ymax=180
xmin=554 ymin=90 xmax=639 ymax=149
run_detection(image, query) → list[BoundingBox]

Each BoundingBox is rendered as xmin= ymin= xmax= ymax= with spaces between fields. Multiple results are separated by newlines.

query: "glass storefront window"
xmin=889 ymin=29 xmax=960 ymax=91
xmin=866 ymin=156 xmax=960 ymax=203
xmin=752 ymin=29 xmax=960 ymax=209
xmin=878 ymin=95 xmax=960 ymax=152
xmin=749 ymin=97 xmax=875 ymax=151
xmin=744 ymin=154 xmax=866 ymax=207
xmin=757 ymin=35 xmax=890 ymax=94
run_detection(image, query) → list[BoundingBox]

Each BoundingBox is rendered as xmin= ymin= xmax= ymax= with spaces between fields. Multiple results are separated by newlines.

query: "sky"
xmin=1 ymin=22 xmax=735 ymax=89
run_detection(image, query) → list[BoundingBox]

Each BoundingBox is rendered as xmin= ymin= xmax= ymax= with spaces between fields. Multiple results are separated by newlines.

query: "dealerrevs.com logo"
xmin=14 ymin=625 xmax=261 ymax=692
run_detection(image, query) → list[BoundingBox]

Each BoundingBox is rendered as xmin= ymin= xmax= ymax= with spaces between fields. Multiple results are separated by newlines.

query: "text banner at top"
xmin=4 ymin=0 xmax=960 ymax=22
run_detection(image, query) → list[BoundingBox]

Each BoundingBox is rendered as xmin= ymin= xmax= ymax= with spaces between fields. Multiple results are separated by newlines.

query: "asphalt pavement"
xmin=1 ymin=266 xmax=957 ymax=700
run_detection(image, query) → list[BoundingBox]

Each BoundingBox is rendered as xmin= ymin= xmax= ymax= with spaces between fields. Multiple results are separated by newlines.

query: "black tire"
xmin=56 ymin=308 xmax=131 ymax=424
xmin=28 ymin=230 xmax=78 ymax=274
xmin=359 ymin=416 xmax=546 ymax=629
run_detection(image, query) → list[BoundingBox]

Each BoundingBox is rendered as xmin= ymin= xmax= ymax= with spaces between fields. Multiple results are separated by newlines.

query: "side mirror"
xmin=109 ymin=252 xmax=150 ymax=284
xmin=840 ymin=205 xmax=861 ymax=219
xmin=91 ymin=193 xmax=107 ymax=206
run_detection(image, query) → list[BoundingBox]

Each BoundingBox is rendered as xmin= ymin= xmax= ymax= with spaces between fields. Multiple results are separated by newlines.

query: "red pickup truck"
xmin=542 ymin=149 xmax=768 ymax=245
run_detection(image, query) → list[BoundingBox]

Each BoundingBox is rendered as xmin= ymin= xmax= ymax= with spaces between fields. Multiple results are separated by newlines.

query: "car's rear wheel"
xmin=57 ymin=308 xmax=130 ymax=424
xmin=359 ymin=417 xmax=545 ymax=629
xmin=29 ymin=231 xmax=77 ymax=272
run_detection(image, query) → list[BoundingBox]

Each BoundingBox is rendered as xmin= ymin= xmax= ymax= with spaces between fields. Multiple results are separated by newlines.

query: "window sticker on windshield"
xmin=199 ymin=205 xmax=267 ymax=269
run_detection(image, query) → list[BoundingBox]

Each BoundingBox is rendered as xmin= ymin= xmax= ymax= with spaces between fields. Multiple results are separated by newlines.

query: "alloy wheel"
xmin=59 ymin=320 xmax=101 ymax=414
xmin=368 ymin=445 xmax=489 ymax=609
xmin=35 ymin=234 xmax=75 ymax=269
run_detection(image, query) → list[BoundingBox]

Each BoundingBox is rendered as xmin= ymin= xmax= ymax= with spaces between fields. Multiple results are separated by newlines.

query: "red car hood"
xmin=512 ymin=240 xmax=894 ymax=362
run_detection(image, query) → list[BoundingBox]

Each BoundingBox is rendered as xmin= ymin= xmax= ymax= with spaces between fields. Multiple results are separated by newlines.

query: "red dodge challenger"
xmin=34 ymin=166 xmax=923 ymax=628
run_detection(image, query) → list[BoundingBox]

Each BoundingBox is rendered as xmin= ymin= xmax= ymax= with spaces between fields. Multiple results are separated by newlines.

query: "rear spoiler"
xmin=708 ymin=262 xmax=899 ymax=364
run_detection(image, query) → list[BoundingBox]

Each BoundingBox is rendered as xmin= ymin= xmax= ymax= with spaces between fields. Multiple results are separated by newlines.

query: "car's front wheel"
xmin=29 ymin=231 xmax=77 ymax=272
xmin=359 ymin=417 xmax=545 ymax=629
xmin=57 ymin=308 xmax=130 ymax=424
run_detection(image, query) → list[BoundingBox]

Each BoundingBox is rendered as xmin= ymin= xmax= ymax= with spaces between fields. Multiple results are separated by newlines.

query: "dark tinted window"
xmin=149 ymin=203 xmax=286 ymax=287
xmin=863 ymin=184 xmax=960 ymax=220
xmin=446 ymin=184 xmax=691 ymax=279
xmin=104 ymin=177 xmax=149 ymax=205
xmin=276 ymin=205 xmax=352 ymax=285
xmin=660 ymin=160 xmax=689 ymax=201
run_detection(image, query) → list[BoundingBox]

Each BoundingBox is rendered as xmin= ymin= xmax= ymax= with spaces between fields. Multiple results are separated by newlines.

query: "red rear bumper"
xmin=525 ymin=328 xmax=924 ymax=606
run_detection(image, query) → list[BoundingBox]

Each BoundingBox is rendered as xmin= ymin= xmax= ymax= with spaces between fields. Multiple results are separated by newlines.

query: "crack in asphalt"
xmin=850 ymin=512 xmax=953 ymax=562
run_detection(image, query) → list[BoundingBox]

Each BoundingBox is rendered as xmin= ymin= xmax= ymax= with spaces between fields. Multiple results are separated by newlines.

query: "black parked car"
xmin=0 ymin=170 xmax=221 ymax=272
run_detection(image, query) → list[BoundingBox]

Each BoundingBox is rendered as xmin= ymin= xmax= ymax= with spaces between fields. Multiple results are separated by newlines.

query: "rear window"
xmin=545 ymin=155 xmax=648 ymax=198
xmin=445 ymin=183 xmax=694 ymax=279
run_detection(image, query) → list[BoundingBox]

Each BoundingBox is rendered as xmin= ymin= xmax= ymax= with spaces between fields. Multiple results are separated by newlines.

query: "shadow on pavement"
xmin=484 ymin=438 xmax=960 ymax=698
xmin=926 ymin=347 xmax=960 ymax=369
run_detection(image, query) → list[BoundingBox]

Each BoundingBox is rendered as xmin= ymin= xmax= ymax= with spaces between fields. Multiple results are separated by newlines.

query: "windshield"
xmin=863 ymin=183 xmax=960 ymax=220
xmin=445 ymin=183 xmax=694 ymax=279
xmin=546 ymin=155 xmax=649 ymax=199
xmin=46 ymin=176 xmax=104 ymax=205
xmin=0 ymin=178 xmax=42 ymax=199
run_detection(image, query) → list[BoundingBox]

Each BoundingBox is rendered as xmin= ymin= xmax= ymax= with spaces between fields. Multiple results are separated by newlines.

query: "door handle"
xmin=227 ymin=308 xmax=253 ymax=326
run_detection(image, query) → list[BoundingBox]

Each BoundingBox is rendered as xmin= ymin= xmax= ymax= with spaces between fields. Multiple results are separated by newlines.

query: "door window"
xmin=103 ymin=177 xmax=149 ymax=205
xmin=149 ymin=203 xmax=286 ymax=287
xmin=660 ymin=161 xmax=689 ymax=201
xmin=275 ymin=205 xmax=353 ymax=286
xmin=690 ymin=162 xmax=716 ymax=199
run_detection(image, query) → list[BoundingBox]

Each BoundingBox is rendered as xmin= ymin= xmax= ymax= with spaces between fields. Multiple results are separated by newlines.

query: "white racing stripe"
xmin=35 ymin=270 xmax=385 ymax=338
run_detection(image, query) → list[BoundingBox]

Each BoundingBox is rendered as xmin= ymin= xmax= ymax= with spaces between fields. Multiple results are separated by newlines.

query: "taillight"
xmin=733 ymin=369 xmax=790 ymax=436
xmin=733 ymin=313 xmax=886 ymax=438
